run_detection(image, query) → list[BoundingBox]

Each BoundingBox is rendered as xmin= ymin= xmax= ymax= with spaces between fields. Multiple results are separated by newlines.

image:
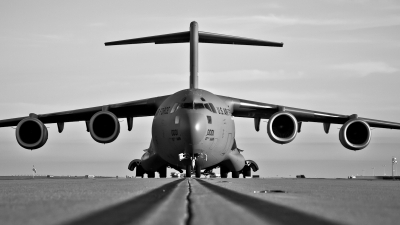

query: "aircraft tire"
xmin=220 ymin=166 xmax=229 ymax=178
xmin=158 ymin=166 xmax=167 ymax=178
xmin=195 ymin=165 xmax=201 ymax=178
xmin=243 ymin=166 xmax=251 ymax=178
xmin=147 ymin=171 xmax=155 ymax=178
xmin=136 ymin=166 xmax=144 ymax=178
xmin=232 ymin=171 xmax=240 ymax=178
xmin=186 ymin=163 xmax=191 ymax=178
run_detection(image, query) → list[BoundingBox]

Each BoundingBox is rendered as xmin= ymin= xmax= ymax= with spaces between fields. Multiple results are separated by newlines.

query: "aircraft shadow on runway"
xmin=61 ymin=179 xmax=185 ymax=225
xmin=61 ymin=178 xmax=343 ymax=225
xmin=196 ymin=179 xmax=343 ymax=225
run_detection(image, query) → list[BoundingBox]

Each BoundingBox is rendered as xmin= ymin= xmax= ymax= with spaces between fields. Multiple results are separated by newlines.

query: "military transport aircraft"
xmin=1 ymin=21 xmax=400 ymax=178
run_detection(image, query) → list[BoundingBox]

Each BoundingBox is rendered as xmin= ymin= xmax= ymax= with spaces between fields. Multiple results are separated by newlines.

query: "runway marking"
xmin=184 ymin=179 xmax=193 ymax=225
xmin=61 ymin=179 xmax=186 ymax=225
xmin=195 ymin=179 xmax=344 ymax=225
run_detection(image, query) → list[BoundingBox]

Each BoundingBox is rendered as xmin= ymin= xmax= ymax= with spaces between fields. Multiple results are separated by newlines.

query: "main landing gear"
xmin=241 ymin=160 xmax=259 ymax=178
xmin=219 ymin=160 xmax=259 ymax=178
xmin=128 ymin=159 xmax=167 ymax=178
xmin=220 ymin=167 xmax=240 ymax=178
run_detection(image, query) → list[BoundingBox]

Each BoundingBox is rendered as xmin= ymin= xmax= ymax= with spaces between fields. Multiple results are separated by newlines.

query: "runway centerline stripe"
xmin=195 ymin=179 xmax=344 ymax=225
xmin=61 ymin=179 xmax=185 ymax=225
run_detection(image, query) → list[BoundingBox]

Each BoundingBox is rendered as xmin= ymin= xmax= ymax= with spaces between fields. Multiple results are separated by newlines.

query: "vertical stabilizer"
xmin=190 ymin=21 xmax=199 ymax=89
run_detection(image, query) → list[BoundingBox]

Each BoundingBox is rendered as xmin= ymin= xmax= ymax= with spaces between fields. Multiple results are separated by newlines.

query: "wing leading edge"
xmin=0 ymin=95 xmax=169 ymax=128
xmin=218 ymin=95 xmax=400 ymax=130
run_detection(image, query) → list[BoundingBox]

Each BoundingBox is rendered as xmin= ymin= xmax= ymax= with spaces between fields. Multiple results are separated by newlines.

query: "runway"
xmin=1 ymin=177 xmax=399 ymax=225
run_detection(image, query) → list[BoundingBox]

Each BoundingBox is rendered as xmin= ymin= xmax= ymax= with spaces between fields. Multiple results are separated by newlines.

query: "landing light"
xmin=195 ymin=123 xmax=200 ymax=131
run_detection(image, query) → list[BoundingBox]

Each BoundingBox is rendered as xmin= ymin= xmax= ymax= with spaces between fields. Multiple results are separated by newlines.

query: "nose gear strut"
xmin=179 ymin=153 xmax=207 ymax=178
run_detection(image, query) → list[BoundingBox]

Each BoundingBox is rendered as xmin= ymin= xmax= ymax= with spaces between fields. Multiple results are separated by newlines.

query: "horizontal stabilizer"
xmin=198 ymin=32 xmax=283 ymax=47
xmin=105 ymin=31 xmax=283 ymax=47
xmin=105 ymin=31 xmax=190 ymax=46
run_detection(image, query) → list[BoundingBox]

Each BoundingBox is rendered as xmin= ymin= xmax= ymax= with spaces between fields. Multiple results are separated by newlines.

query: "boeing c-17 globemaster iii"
xmin=1 ymin=21 xmax=400 ymax=178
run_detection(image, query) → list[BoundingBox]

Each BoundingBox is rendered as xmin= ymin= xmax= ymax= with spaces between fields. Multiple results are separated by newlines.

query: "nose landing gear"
xmin=179 ymin=153 xmax=207 ymax=178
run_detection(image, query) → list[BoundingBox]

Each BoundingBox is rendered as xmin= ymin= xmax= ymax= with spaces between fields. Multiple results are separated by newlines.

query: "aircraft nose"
xmin=181 ymin=112 xmax=207 ymax=145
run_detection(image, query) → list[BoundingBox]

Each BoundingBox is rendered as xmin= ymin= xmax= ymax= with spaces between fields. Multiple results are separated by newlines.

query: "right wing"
xmin=219 ymin=95 xmax=400 ymax=130
xmin=218 ymin=95 xmax=400 ymax=150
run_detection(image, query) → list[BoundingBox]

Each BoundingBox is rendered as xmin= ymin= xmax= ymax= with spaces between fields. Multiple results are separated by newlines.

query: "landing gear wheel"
xmin=232 ymin=171 xmax=239 ymax=178
xmin=243 ymin=166 xmax=251 ymax=178
xmin=136 ymin=166 xmax=144 ymax=178
xmin=158 ymin=167 xmax=167 ymax=178
xmin=186 ymin=163 xmax=191 ymax=178
xmin=220 ymin=166 xmax=229 ymax=178
xmin=195 ymin=164 xmax=201 ymax=178
xmin=147 ymin=171 xmax=155 ymax=178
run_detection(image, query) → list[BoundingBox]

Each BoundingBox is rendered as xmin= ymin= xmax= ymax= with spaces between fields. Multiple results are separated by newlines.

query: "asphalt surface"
xmin=1 ymin=177 xmax=399 ymax=225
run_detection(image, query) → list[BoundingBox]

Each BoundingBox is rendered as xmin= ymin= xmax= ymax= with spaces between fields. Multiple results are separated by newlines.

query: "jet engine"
xmin=89 ymin=111 xmax=120 ymax=144
xmin=339 ymin=119 xmax=371 ymax=150
xmin=267 ymin=112 xmax=298 ymax=144
xmin=16 ymin=118 xmax=48 ymax=150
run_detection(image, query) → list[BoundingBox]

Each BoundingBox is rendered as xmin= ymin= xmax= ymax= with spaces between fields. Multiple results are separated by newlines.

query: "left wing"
xmin=219 ymin=95 xmax=400 ymax=150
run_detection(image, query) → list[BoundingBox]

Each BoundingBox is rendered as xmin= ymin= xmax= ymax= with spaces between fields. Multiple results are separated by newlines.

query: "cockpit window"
xmin=179 ymin=102 xmax=217 ymax=113
xmin=204 ymin=103 xmax=213 ymax=112
xmin=180 ymin=103 xmax=193 ymax=109
xmin=170 ymin=103 xmax=179 ymax=113
xmin=208 ymin=103 xmax=217 ymax=113
xmin=194 ymin=103 xmax=205 ymax=109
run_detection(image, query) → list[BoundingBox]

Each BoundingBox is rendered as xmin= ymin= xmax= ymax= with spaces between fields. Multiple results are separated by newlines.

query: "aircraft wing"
xmin=0 ymin=95 xmax=169 ymax=127
xmin=218 ymin=95 xmax=400 ymax=130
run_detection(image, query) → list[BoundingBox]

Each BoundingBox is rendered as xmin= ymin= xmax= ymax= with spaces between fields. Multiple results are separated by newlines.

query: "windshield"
xmin=204 ymin=103 xmax=212 ymax=112
xmin=180 ymin=103 xmax=193 ymax=109
xmin=194 ymin=103 xmax=205 ymax=109
xmin=170 ymin=103 xmax=179 ymax=113
xmin=179 ymin=102 xmax=216 ymax=113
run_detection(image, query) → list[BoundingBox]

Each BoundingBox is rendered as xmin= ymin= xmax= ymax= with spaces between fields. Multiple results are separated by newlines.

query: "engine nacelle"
xmin=267 ymin=112 xmax=298 ymax=144
xmin=339 ymin=119 xmax=371 ymax=151
xmin=16 ymin=118 xmax=48 ymax=150
xmin=89 ymin=111 xmax=120 ymax=144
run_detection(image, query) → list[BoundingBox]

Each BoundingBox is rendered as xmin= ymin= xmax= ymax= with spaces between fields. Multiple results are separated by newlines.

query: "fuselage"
xmin=151 ymin=89 xmax=235 ymax=170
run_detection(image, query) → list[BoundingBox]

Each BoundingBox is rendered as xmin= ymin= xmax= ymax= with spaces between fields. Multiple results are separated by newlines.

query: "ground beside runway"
xmin=0 ymin=177 xmax=399 ymax=225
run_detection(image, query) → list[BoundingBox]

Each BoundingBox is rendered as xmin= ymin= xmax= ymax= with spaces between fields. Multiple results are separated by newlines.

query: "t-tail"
xmin=105 ymin=21 xmax=283 ymax=89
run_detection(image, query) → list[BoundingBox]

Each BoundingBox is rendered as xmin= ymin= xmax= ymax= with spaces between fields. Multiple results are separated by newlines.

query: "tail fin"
xmin=105 ymin=21 xmax=283 ymax=89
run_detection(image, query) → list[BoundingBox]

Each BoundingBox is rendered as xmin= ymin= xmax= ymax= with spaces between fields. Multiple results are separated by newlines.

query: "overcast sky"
xmin=1 ymin=0 xmax=400 ymax=177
